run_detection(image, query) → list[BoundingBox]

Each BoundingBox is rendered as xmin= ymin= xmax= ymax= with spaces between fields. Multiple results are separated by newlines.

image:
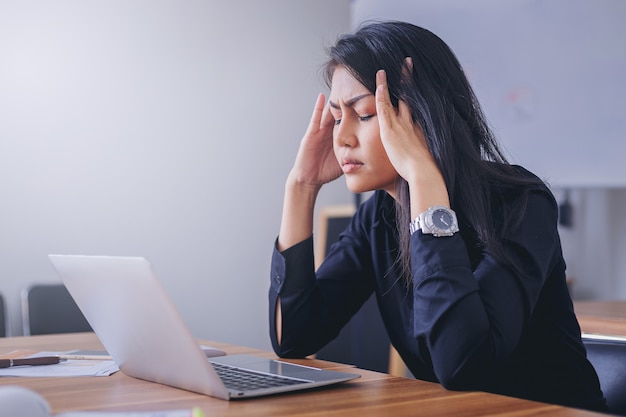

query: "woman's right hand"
xmin=288 ymin=93 xmax=341 ymax=190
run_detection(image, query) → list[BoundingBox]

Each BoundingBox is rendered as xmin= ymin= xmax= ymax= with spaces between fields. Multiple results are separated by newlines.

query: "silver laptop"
xmin=48 ymin=254 xmax=359 ymax=400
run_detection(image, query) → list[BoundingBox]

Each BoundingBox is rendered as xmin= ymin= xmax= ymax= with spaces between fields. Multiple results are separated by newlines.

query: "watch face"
xmin=432 ymin=208 xmax=454 ymax=230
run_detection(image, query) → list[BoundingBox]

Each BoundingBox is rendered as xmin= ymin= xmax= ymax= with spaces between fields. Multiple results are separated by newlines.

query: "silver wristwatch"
xmin=409 ymin=206 xmax=459 ymax=237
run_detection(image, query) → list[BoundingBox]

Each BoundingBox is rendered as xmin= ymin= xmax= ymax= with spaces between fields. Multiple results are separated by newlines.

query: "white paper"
xmin=0 ymin=351 xmax=119 ymax=377
xmin=55 ymin=411 xmax=192 ymax=417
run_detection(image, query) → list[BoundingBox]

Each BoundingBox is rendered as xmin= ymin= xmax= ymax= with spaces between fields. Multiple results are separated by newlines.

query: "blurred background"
xmin=1 ymin=0 xmax=624 ymax=350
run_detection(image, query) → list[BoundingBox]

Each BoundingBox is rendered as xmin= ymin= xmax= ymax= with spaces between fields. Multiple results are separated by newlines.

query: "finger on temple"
xmin=320 ymin=99 xmax=334 ymax=128
xmin=399 ymin=57 xmax=415 ymax=120
xmin=375 ymin=70 xmax=389 ymax=104
xmin=403 ymin=57 xmax=413 ymax=74
xmin=375 ymin=70 xmax=393 ymax=125
xmin=400 ymin=57 xmax=414 ymax=93
xmin=308 ymin=93 xmax=326 ymax=129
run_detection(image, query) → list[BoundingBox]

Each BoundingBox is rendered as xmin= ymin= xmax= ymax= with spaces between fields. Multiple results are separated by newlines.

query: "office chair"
xmin=313 ymin=205 xmax=392 ymax=373
xmin=582 ymin=334 xmax=626 ymax=416
xmin=0 ymin=292 xmax=6 ymax=337
xmin=21 ymin=283 xmax=92 ymax=336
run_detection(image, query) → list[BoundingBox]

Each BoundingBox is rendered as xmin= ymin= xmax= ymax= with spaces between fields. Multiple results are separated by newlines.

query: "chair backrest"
xmin=313 ymin=204 xmax=391 ymax=373
xmin=21 ymin=283 xmax=92 ymax=336
xmin=0 ymin=292 xmax=6 ymax=337
xmin=583 ymin=334 xmax=626 ymax=416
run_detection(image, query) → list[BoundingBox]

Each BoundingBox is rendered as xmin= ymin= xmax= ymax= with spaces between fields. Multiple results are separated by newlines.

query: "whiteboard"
xmin=352 ymin=0 xmax=626 ymax=187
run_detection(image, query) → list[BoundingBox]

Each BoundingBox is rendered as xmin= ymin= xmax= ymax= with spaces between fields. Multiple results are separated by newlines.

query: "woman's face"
xmin=329 ymin=66 xmax=399 ymax=197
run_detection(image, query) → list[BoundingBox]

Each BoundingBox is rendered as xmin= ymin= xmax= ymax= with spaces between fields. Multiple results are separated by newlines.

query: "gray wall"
xmin=353 ymin=0 xmax=626 ymax=187
xmin=557 ymin=188 xmax=626 ymax=301
xmin=0 ymin=0 xmax=352 ymax=345
xmin=1 ymin=0 xmax=623 ymax=349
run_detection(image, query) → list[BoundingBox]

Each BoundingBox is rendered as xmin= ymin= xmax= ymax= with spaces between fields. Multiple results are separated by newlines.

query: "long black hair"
xmin=324 ymin=21 xmax=544 ymax=283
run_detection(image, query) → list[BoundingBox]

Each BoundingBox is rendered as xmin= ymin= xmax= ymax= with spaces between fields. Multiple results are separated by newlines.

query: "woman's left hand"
xmin=375 ymin=63 xmax=450 ymax=214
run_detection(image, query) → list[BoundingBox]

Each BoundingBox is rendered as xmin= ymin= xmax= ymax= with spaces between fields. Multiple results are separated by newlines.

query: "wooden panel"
xmin=575 ymin=301 xmax=626 ymax=338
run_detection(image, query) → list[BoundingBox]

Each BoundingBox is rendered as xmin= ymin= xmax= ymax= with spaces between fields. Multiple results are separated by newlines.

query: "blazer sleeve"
xmin=411 ymin=188 xmax=563 ymax=389
xmin=268 ymin=205 xmax=378 ymax=358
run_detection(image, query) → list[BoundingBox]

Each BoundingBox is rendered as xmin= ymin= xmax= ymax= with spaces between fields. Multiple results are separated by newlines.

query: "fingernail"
xmin=405 ymin=57 xmax=413 ymax=72
xmin=377 ymin=69 xmax=385 ymax=82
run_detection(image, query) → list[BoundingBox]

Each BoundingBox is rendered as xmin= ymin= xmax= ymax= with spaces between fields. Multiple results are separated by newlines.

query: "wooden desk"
xmin=575 ymin=300 xmax=626 ymax=338
xmin=0 ymin=333 xmax=606 ymax=416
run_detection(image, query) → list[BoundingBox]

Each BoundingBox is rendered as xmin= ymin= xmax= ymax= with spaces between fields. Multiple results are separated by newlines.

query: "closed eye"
xmin=334 ymin=115 xmax=373 ymax=126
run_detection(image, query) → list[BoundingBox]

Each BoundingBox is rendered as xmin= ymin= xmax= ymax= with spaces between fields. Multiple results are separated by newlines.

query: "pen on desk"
xmin=0 ymin=356 xmax=62 ymax=368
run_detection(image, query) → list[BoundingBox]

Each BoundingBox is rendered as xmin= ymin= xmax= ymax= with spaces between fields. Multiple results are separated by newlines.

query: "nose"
xmin=334 ymin=119 xmax=357 ymax=148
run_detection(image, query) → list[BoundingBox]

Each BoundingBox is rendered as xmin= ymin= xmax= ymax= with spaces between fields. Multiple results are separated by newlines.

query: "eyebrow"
xmin=328 ymin=93 xmax=373 ymax=109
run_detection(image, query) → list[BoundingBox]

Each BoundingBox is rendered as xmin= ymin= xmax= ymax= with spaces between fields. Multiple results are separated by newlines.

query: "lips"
xmin=341 ymin=157 xmax=363 ymax=174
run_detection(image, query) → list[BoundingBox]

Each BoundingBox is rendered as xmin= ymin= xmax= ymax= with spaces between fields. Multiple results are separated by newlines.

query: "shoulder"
xmin=489 ymin=164 xmax=558 ymax=228
xmin=510 ymin=165 xmax=551 ymax=190
xmin=492 ymin=164 xmax=555 ymax=203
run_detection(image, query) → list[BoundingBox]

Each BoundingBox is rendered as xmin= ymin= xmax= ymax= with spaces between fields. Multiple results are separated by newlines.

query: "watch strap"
xmin=409 ymin=206 xmax=459 ymax=237
xmin=409 ymin=217 xmax=421 ymax=235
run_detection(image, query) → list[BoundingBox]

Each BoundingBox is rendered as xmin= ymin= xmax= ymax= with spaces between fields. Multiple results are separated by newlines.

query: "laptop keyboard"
xmin=211 ymin=362 xmax=310 ymax=391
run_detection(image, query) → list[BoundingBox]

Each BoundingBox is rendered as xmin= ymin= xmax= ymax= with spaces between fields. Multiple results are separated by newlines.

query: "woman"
xmin=268 ymin=21 xmax=607 ymax=411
